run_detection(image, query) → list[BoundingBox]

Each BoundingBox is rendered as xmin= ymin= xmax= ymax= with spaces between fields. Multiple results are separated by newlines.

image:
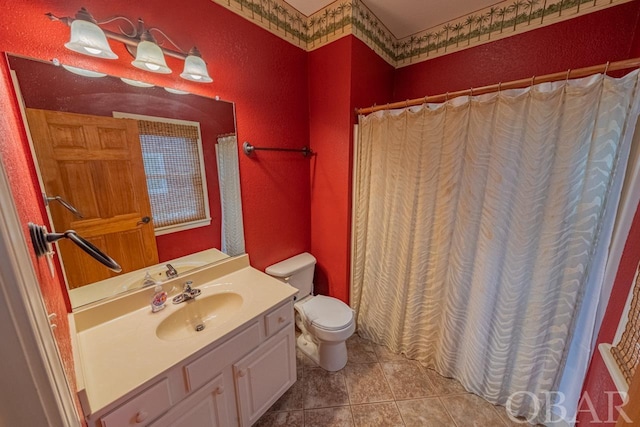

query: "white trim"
xmin=9 ymin=69 xmax=50 ymax=223
xmin=8 ymin=70 xmax=70 ymax=287
xmin=0 ymin=156 xmax=80 ymax=425
xmin=154 ymin=217 xmax=212 ymax=236
xmin=599 ymin=343 xmax=630 ymax=393
xmin=112 ymin=111 xmax=212 ymax=232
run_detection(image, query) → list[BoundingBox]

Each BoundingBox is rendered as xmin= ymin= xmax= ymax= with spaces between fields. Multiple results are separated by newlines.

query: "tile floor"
xmin=255 ymin=334 xmax=527 ymax=427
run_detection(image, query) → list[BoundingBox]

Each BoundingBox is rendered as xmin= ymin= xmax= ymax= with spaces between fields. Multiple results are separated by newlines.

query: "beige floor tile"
xmin=344 ymin=363 xmax=394 ymax=404
xmin=351 ymin=402 xmax=405 ymax=427
xmin=254 ymin=410 xmax=304 ymax=426
xmin=304 ymin=368 xmax=350 ymax=409
xmin=396 ymin=397 xmax=456 ymax=427
xmin=296 ymin=347 xmax=306 ymax=365
xmin=346 ymin=334 xmax=378 ymax=364
xmin=271 ymin=336 xmax=544 ymax=426
xmin=423 ymin=368 xmax=467 ymax=396
xmin=297 ymin=365 xmax=304 ymax=380
xmin=441 ymin=393 xmax=508 ymax=427
xmin=269 ymin=377 xmax=305 ymax=412
xmin=495 ymin=404 xmax=539 ymax=426
xmin=298 ymin=348 xmax=320 ymax=369
xmin=373 ymin=344 xmax=408 ymax=362
xmin=381 ymin=361 xmax=436 ymax=400
xmin=304 ymin=406 xmax=355 ymax=427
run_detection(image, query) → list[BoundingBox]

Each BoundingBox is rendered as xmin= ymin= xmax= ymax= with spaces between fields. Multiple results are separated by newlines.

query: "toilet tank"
xmin=265 ymin=253 xmax=316 ymax=297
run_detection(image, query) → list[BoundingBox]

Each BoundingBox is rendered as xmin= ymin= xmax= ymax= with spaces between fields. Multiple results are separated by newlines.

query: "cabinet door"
xmin=150 ymin=374 xmax=229 ymax=427
xmin=234 ymin=326 xmax=296 ymax=426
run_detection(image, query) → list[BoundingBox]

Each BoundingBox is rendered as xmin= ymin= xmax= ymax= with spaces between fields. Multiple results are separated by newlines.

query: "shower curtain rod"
xmin=356 ymin=57 xmax=640 ymax=115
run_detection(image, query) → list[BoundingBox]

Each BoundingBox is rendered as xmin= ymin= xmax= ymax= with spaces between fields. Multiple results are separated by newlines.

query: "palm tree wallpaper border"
xmin=212 ymin=0 xmax=632 ymax=67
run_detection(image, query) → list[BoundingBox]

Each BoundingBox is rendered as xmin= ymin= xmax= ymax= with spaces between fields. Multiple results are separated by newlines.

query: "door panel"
xmin=26 ymin=108 xmax=159 ymax=289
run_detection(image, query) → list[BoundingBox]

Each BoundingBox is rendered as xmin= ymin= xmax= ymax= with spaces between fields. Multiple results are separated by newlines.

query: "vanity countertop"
xmin=71 ymin=254 xmax=297 ymax=415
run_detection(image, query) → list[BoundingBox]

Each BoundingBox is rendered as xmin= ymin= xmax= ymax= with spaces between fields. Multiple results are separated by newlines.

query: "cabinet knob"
xmin=237 ymin=369 xmax=246 ymax=378
xmin=135 ymin=410 xmax=148 ymax=423
xmin=278 ymin=316 xmax=286 ymax=324
xmin=215 ymin=386 xmax=225 ymax=395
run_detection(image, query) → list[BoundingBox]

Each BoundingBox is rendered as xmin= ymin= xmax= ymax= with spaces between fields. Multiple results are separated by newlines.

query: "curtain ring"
xmin=565 ymin=69 xmax=571 ymax=84
xmin=405 ymin=99 xmax=410 ymax=108
xmin=445 ymin=92 xmax=449 ymax=101
xmin=498 ymin=82 xmax=502 ymax=94
xmin=604 ymin=61 xmax=610 ymax=76
xmin=470 ymin=87 xmax=474 ymax=97
xmin=531 ymin=75 xmax=536 ymax=86
xmin=424 ymin=96 xmax=428 ymax=104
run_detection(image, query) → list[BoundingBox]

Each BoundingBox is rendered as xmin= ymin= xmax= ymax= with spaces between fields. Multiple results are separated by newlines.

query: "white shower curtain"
xmin=216 ymin=135 xmax=245 ymax=256
xmin=352 ymin=71 xmax=640 ymax=423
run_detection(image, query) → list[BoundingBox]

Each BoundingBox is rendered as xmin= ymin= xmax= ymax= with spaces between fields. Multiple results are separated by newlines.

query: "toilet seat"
xmin=300 ymin=295 xmax=354 ymax=331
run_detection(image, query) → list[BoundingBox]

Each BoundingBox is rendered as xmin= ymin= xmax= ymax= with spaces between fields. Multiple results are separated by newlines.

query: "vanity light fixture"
xmin=131 ymin=31 xmax=171 ymax=74
xmin=61 ymin=64 xmax=107 ymax=78
xmin=46 ymin=7 xmax=213 ymax=83
xmin=63 ymin=9 xmax=118 ymax=59
xmin=164 ymin=87 xmax=189 ymax=95
xmin=120 ymin=77 xmax=155 ymax=88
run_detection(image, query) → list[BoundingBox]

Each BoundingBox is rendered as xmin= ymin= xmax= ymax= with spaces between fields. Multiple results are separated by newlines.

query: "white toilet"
xmin=266 ymin=252 xmax=355 ymax=371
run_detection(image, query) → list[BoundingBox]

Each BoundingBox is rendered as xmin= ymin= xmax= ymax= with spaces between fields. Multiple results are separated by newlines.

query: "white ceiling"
xmin=283 ymin=0 xmax=502 ymax=38
xmin=284 ymin=0 xmax=335 ymax=16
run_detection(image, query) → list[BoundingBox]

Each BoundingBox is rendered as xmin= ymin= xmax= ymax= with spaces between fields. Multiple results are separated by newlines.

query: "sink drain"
xmin=195 ymin=324 xmax=205 ymax=332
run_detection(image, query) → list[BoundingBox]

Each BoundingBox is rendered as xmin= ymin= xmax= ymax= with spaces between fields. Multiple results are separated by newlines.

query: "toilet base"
xmin=297 ymin=334 xmax=320 ymax=366
xmin=297 ymin=334 xmax=348 ymax=372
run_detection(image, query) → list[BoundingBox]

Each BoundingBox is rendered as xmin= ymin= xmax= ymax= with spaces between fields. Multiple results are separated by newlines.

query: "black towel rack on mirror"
xmin=28 ymin=223 xmax=122 ymax=272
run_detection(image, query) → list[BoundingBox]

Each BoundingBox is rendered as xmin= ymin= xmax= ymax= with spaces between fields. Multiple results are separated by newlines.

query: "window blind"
xmin=137 ymin=120 xmax=207 ymax=229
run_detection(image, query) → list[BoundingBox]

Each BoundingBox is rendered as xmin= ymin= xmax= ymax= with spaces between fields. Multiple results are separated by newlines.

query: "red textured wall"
xmin=577 ymin=204 xmax=640 ymax=426
xmin=394 ymin=1 xmax=640 ymax=101
xmin=0 ymin=0 xmax=310 ymax=271
xmin=0 ymin=54 xmax=83 ymax=421
xmin=308 ymin=37 xmax=353 ymax=301
xmin=308 ymin=36 xmax=394 ymax=302
xmin=632 ymin=5 xmax=640 ymax=57
xmin=1 ymin=0 xmax=638 ymax=422
xmin=0 ymin=0 xmax=309 ymax=418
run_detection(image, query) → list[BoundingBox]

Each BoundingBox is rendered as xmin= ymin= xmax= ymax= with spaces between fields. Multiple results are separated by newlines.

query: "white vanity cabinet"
xmin=84 ymin=299 xmax=295 ymax=427
xmin=150 ymin=373 xmax=229 ymax=427
xmin=234 ymin=324 xmax=296 ymax=426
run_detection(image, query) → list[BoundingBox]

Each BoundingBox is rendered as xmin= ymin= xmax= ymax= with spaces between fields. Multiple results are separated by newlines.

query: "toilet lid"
xmin=301 ymin=295 xmax=354 ymax=331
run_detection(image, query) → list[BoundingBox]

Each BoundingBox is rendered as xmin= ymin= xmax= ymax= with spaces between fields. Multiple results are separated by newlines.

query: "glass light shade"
xmin=64 ymin=20 xmax=118 ymax=59
xmin=120 ymin=78 xmax=154 ymax=88
xmin=180 ymin=54 xmax=213 ymax=83
xmin=164 ymin=87 xmax=189 ymax=95
xmin=62 ymin=64 xmax=107 ymax=78
xmin=131 ymin=41 xmax=171 ymax=74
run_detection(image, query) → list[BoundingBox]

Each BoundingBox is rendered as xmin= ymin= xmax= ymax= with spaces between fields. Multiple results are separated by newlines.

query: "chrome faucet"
xmin=172 ymin=281 xmax=201 ymax=304
xmin=166 ymin=263 xmax=178 ymax=279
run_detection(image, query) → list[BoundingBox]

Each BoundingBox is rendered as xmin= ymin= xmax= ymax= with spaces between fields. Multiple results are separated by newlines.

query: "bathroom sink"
xmin=156 ymin=292 xmax=244 ymax=341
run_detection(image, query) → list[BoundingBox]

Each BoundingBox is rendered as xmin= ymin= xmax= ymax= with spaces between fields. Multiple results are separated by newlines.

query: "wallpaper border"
xmin=211 ymin=0 xmax=634 ymax=68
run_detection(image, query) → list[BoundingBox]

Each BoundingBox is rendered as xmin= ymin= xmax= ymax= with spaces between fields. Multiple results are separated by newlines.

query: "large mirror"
xmin=8 ymin=54 xmax=242 ymax=309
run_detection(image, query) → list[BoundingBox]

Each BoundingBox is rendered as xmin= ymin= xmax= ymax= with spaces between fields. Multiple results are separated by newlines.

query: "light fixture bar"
xmin=98 ymin=28 xmax=189 ymax=60
xmin=46 ymin=8 xmax=212 ymax=83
